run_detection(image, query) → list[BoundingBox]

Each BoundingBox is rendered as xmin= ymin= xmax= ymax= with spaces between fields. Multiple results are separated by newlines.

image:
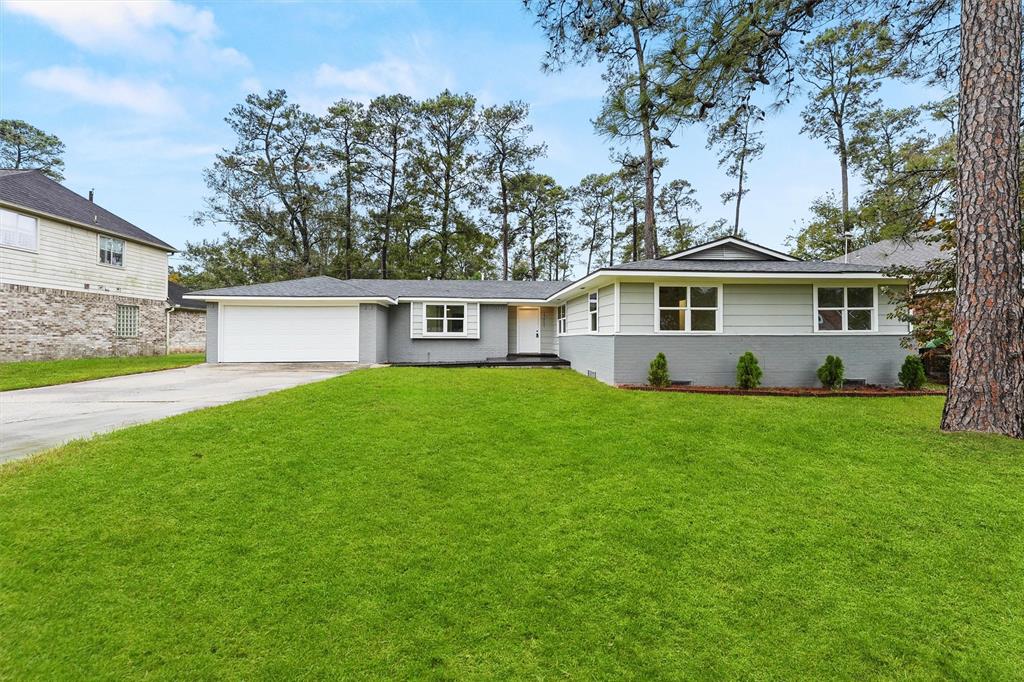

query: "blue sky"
xmin=1 ymin=0 xmax=943 ymax=271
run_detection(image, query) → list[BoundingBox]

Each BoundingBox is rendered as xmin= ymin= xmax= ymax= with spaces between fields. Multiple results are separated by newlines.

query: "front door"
xmin=516 ymin=307 xmax=542 ymax=354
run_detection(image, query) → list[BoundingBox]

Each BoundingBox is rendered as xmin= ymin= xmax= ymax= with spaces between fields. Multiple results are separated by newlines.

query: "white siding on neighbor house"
xmin=678 ymin=244 xmax=770 ymax=260
xmin=565 ymin=293 xmax=590 ymax=334
xmin=409 ymin=300 xmax=481 ymax=339
xmin=0 ymin=215 xmax=169 ymax=300
xmin=614 ymin=281 xmax=910 ymax=335
xmin=598 ymin=284 xmax=615 ymax=333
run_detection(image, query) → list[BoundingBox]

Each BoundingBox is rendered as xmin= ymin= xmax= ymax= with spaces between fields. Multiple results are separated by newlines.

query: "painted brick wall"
xmin=1 ymin=283 xmax=166 ymax=361
xmin=387 ymin=302 xmax=508 ymax=363
xmin=168 ymin=309 xmax=206 ymax=353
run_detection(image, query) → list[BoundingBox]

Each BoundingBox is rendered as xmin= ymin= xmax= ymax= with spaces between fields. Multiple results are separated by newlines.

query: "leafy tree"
xmin=573 ymin=173 xmax=614 ymax=273
xmin=322 ymin=99 xmax=368 ymax=279
xmin=361 ymin=94 xmax=416 ymax=278
xmin=798 ymin=21 xmax=894 ymax=237
xmin=0 ymin=119 xmax=65 ymax=181
xmin=511 ymin=172 xmax=561 ymax=279
xmin=656 ymin=178 xmax=701 ymax=253
xmin=409 ymin=90 xmax=481 ymax=279
xmin=707 ymin=103 xmax=764 ymax=234
xmin=480 ymin=101 xmax=546 ymax=279
xmin=189 ymin=90 xmax=329 ymax=280
xmin=528 ymin=0 xmax=680 ymax=260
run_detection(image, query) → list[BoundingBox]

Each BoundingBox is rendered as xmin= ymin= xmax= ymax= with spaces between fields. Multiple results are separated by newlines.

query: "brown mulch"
xmin=619 ymin=384 xmax=947 ymax=398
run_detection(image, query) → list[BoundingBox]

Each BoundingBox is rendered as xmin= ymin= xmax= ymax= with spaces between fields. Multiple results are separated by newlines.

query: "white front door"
xmin=516 ymin=307 xmax=541 ymax=354
xmin=220 ymin=304 xmax=359 ymax=362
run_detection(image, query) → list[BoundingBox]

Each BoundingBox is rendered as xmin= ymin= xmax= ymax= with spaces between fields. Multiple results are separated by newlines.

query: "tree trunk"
xmin=941 ymin=0 xmax=1024 ymax=437
xmin=500 ymin=168 xmax=510 ymax=280
xmin=344 ymin=146 xmax=353 ymax=279
xmin=631 ymin=202 xmax=639 ymax=261
xmin=837 ymin=121 xmax=851 ymax=237
xmin=734 ymin=117 xmax=747 ymax=236
xmin=608 ymin=199 xmax=616 ymax=266
xmin=631 ymin=22 xmax=657 ymax=260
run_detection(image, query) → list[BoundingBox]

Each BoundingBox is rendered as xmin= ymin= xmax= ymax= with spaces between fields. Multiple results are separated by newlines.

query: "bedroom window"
xmin=424 ymin=303 xmax=466 ymax=335
xmin=656 ymin=285 xmax=720 ymax=332
xmin=116 ymin=304 xmax=139 ymax=338
xmin=99 ymin=235 xmax=125 ymax=267
xmin=588 ymin=292 xmax=599 ymax=332
xmin=816 ymin=286 xmax=875 ymax=332
xmin=0 ymin=208 xmax=38 ymax=251
xmin=557 ymin=304 xmax=567 ymax=334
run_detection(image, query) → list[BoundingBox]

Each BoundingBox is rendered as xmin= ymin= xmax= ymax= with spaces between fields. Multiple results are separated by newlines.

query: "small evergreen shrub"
xmin=736 ymin=352 xmax=763 ymax=389
xmin=898 ymin=354 xmax=927 ymax=390
xmin=817 ymin=355 xmax=845 ymax=390
xmin=648 ymin=352 xmax=670 ymax=387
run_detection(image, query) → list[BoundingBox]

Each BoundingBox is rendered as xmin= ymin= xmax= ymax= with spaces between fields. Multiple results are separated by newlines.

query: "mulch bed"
xmin=619 ymin=384 xmax=947 ymax=398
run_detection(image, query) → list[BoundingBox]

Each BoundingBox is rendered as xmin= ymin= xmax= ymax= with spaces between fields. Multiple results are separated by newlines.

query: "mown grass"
xmin=0 ymin=353 xmax=205 ymax=391
xmin=1 ymin=367 xmax=1022 ymax=679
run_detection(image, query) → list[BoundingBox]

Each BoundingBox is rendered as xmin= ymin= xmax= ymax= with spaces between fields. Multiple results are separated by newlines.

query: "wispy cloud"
xmin=24 ymin=66 xmax=183 ymax=117
xmin=313 ymin=56 xmax=454 ymax=102
xmin=5 ymin=0 xmax=248 ymax=68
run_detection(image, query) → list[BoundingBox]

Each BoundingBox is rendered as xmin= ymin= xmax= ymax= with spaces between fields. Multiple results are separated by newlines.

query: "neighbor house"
xmin=186 ymin=236 xmax=911 ymax=386
xmin=0 ymin=170 xmax=176 ymax=361
xmin=167 ymin=280 xmax=207 ymax=354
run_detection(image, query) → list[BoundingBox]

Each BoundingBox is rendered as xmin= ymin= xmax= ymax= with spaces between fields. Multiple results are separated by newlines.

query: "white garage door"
xmin=220 ymin=305 xmax=359 ymax=362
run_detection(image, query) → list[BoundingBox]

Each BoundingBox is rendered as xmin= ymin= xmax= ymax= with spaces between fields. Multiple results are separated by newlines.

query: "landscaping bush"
xmin=648 ymin=352 xmax=670 ymax=387
xmin=817 ymin=355 xmax=845 ymax=390
xmin=898 ymin=354 xmax=927 ymax=390
xmin=736 ymin=352 xmax=763 ymax=389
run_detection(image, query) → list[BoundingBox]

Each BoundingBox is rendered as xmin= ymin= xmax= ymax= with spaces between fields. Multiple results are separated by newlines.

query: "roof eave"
xmin=0 ymin=198 xmax=177 ymax=253
xmin=182 ymin=294 xmax=398 ymax=304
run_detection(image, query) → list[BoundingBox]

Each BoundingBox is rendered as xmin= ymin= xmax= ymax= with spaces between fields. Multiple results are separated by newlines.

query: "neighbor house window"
xmin=99 ymin=235 xmax=125 ymax=267
xmin=656 ymin=285 xmax=720 ymax=332
xmin=557 ymin=304 xmax=567 ymax=334
xmin=116 ymin=304 xmax=139 ymax=338
xmin=816 ymin=286 xmax=875 ymax=332
xmin=588 ymin=292 xmax=599 ymax=332
xmin=424 ymin=303 xmax=465 ymax=335
xmin=0 ymin=208 xmax=38 ymax=251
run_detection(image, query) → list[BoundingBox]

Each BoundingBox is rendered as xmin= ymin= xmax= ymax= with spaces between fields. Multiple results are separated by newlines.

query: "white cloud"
xmin=313 ymin=57 xmax=454 ymax=102
xmin=5 ymin=0 xmax=248 ymax=68
xmin=25 ymin=66 xmax=183 ymax=117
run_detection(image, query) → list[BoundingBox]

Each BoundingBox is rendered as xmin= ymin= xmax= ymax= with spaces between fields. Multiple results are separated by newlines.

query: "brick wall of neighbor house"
xmin=0 ymin=283 xmax=166 ymax=361
xmin=168 ymin=309 xmax=206 ymax=354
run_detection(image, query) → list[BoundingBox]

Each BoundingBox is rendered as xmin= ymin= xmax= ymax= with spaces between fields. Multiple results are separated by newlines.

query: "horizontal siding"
xmin=678 ymin=244 xmax=768 ymax=260
xmin=0 ymin=215 xmax=168 ymax=300
xmin=540 ymin=306 xmax=557 ymax=354
xmin=723 ymin=284 xmax=813 ymax=334
xmin=565 ymin=294 xmax=589 ymax=334
xmin=619 ymin=282 xmax=654 ymax=334
xmin=598 ymin=284 xmax=615 ymax=333
xmin=879 ymin=286 xmax=909 ymax=334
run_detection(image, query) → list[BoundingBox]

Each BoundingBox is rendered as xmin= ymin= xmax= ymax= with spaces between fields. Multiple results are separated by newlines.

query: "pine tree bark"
xmin=941 ymin=0 xmax=1024 ymax=437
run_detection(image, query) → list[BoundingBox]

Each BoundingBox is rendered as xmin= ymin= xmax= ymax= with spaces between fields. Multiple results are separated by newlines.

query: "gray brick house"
xmin=187 ymin=236 xmax=913 ymax=387
xmin=0 ymin=170 xmax=177 ymax=361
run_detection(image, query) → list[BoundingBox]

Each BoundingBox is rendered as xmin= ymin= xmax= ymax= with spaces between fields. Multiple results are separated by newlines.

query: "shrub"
xmin=736 ymin=352 xmax=763 ymax=389
xmin=648 ymin=352 xmax=670 ymax=387
xmin=898 ymin=354 xmax=927 ymax=390
xmin=817 ymin=355 xmax=845 ymax=390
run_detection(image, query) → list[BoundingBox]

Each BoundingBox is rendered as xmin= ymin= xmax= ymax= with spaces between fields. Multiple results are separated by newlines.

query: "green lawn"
xmin=0 ymin=353 xmax=205 ymax=391
xmin=1 ymin=368 xmax=1022 ymax=679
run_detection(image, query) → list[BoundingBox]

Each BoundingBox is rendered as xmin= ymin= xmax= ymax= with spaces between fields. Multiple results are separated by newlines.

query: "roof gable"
xmin=0 ymin=169 xmax=175 ymax=251
xmin=661 ymin=236 xmax=799 ymax=262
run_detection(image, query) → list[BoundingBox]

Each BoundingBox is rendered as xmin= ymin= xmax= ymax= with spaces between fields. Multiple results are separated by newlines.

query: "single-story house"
xmin=167 ymin=280 xmax=206 ymax=353
xmin=186 ymin=236 xmax=911 ymax=386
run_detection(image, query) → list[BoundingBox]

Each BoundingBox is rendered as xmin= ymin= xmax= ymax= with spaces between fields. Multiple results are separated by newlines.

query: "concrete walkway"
xmin=0 ymin=363 xmax=360 ymax=464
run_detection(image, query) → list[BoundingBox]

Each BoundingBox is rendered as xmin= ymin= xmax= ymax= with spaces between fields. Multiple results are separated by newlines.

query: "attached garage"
xmin=219 ymin=304 xmax=359 ymax=363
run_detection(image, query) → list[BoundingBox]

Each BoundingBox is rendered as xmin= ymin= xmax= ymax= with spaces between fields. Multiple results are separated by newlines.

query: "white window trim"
xmin=421 ymin=301 xmax=469 ymax=337
xmin=556 ymin=304 xmax=567 ymax=335
xmin=0 ymin=207 xmax=39 ymax=253
xmin=813 ymin=284 xmax=878 ymax=333
xmin=98 ymin=234 xmax=125 ymax=269
xmin=588 ymin=291 xmax=599 ymax=333
xmin=653 ymin=283 xmax=724 ymax=335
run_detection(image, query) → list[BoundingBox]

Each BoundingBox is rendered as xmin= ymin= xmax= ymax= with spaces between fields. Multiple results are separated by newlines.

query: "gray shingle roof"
xmin=0 ymin=169 xmax=175 ymax=251
xmin=167 ymin=280 xmax=206 ymax=310
xmin=830 ymin=238 xmax=948 ymax=269
xmin=605 ymin=258 xmax=888 ymax=273
xmin=188 ymin=276 xmax=569 ymax=300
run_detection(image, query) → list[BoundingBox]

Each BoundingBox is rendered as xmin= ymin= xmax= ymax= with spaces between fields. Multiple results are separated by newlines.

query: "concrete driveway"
xmin=0 ymin=363 xmax=360 ymax=464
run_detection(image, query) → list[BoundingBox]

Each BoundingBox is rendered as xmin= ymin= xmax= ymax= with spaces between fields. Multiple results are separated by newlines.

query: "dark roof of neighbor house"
xmin=830 ymin=237 xmax=948 ymax=269
xmin=167 ymin=280 xmax=205 ymax=311
xmin=0 ymin=169 xmax=175 ymax=251
xmin=603 ymin=258 xmax=887 ymax=274
xmin=189 ymin=276 xmax=570 ymax=301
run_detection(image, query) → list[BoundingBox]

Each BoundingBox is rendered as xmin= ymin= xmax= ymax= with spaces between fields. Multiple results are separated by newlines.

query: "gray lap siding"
xmin=386 ymin=302 xmax=509 ymax=363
